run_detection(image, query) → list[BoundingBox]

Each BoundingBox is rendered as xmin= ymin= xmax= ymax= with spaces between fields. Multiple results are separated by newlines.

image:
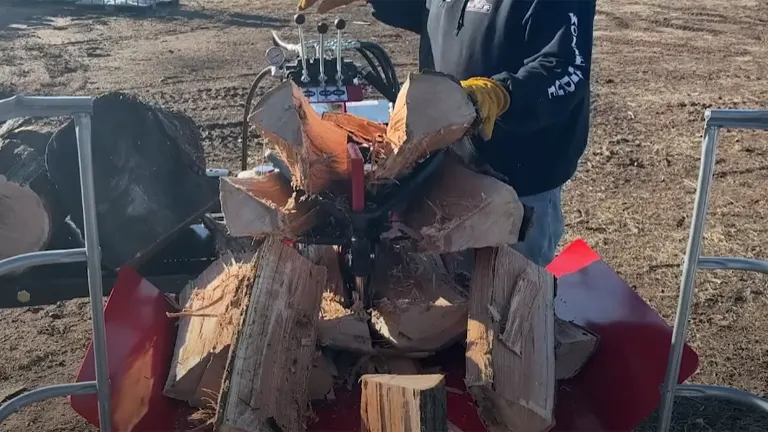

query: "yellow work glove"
xmin=298 ymin=0 xmax=356 ymax=13
xmin=460 ymin=77 xmax=510 ymax=141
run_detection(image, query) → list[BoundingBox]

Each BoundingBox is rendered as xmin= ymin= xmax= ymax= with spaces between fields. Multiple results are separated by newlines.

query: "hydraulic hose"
xmin=241 ymin=66 xmax=274 ymax=171
xmin=361 ymin=42 xmax=399 ymax=93
xmin=355 ymin=41 xmax=400 ymax=103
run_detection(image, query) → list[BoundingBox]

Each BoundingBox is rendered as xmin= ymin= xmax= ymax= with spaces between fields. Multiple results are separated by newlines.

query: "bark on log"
xmin=215 ymin=237 xmax=327 ymax=432
xmin=466 ymin=246 xmax=556 ymax=432
xmin=369 ymin=243 xmax=468 ymax=353
xmin=360 ymin=374 xmax=448 ymax=432
xmin=163 ymin=254 xmax=257 ymax=408
xmin=373 ymin=71 xmax=477 ymax=181
xmin=248 ymin=81 xmax=350 ymax=195
xmin=403 ymin=156 xmax=525 ymax=254
xmin=45 ymin=92 xmax=218 ymax=269
xmin=555 ymin=318 xmax=599 ymax=380
xmin=219 ymin=174 xmax=316 ymax=239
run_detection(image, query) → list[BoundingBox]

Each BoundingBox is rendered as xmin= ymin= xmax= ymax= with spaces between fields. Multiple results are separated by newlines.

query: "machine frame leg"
xmin=657 ymin=109 xmax=768 ymax=432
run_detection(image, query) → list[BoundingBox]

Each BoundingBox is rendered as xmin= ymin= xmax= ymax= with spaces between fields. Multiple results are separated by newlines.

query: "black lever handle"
xmin=294 ymin=13 xmax=306 ymax=25
xmin=317 ymin=22 xmax=329 ymax=34
xmin=334 ymin=18 xmax=346 ymax=30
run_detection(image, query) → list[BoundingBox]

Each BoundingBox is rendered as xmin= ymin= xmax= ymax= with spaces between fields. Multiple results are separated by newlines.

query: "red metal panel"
xmin=70 ymin=267 xmax=192 ymax=431
xmin=69 ymin=239 xmax=700 ymax=432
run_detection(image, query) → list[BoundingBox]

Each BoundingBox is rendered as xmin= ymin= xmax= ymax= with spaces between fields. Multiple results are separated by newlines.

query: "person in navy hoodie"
xmin=299 ymin=0 xmax=597 ymax=266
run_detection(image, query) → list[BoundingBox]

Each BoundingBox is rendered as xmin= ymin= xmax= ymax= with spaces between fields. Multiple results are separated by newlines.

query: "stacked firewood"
xmin=161 ymin=72 xmax=599 ymax=432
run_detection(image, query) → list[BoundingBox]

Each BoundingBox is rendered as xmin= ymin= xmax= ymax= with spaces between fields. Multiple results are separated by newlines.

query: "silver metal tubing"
xmin=0 ymin=249 xmax=86 ymax=277
xmin=0 ymin=382 xmax=97 ymax=422
xmin=705 ymin=109 xmax=768 ymax=130
xmin=74 ymin=114 xmax=112 ymax=432
xmin=657 ymin=126 xmax=720 ymax=431
xmin=698 ymin=256 xmax=768 ymax=274
xmin=676 ymin=384 xmax=768 ymax=413
xmin=0 ymin=95 xmax=93 ymax=122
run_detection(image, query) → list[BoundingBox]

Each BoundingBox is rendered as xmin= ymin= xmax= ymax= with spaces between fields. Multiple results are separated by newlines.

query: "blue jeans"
xmin=512 ymin=186 xmax=565 ymax=267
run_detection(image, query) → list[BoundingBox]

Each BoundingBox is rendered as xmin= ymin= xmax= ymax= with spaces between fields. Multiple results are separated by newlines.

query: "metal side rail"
xmin=0 ymin=96 xmax=112 ymax=431
xmin=657 ymin=109 xmax=768 ymax=432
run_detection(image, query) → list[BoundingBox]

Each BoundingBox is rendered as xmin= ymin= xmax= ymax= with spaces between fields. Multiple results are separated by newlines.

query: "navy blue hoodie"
xmin=368 ymin=0 xmax=596 ymax=197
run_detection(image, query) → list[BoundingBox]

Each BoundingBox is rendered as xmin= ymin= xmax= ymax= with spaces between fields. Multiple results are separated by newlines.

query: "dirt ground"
xmin=1 ymin=0 xmax=768 ymax=430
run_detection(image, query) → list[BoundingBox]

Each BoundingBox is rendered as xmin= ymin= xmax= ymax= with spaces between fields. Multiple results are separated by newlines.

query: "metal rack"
xmin=658 ymin=109 xmax=768 ymax=432
xmin=0 ymin=96 xmax=112 ymax=432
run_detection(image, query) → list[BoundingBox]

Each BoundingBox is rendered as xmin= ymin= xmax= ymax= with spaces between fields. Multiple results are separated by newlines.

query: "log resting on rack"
xmin=45 ymin=92 xmax=218 ymax=269
xmin=0 ymin=118 xmax=66 ymax=261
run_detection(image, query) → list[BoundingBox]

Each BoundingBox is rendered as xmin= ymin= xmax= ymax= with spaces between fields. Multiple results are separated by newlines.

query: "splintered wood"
xmin=360 ymin=374 xmax=448 ymax=432
xmin=248 ymin=80 xmax=350 ymax=194
xmin=164 ymin=254 xmax=256 ymax=408
xmin=215 ymin=237 xmax=327 ymax=432
xmin=304 ymin=245 xmax=374 ymax=353
xmin=321 ymin=111 xmax=393 ymax=160
xmin=374 ymin=71 xmax=477 ymax=180
xmin=404 ymin=156 xmax=526 ymax=254
xmin=219 ymin=174 xmax=315 ymax=238
xmin=466 ymin=246 xmax=556 ymax=432
xmin=369 ymin=244 xmax=468 ymax=353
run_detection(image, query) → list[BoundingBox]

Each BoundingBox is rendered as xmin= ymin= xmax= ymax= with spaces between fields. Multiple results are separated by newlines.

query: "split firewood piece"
xmin=248 ymin=80 xmax=350 ymax=194
xmin=322 ymin=111 xmax=394 ymax=164
xmin=370 ymin=243 xmax=468 ymax=353
xmin=301 ymin=245 xmax=345 ymax=297
xmin=163 ymin=253 xmax=257 ymax=408
xmin=215 ymin=237 xmax=327 ymax=432
xmin=373 ymin=71 xmax=477 ymax=181
xmin=360 ymin=374 xmax=449 ymax=432
xmin=555 ymin=318 xmax=599 ymax=380
xmin=404 ymin=156 xmax=525 ymax=254
xmin=304 ymin=245 xmax=375 ymax=353
xmin=466 ymin=246 xmax=556 ymax=432
xmin=308 ymin=351 xmax=336 ymax=401
xmin=319 ymin=291 xmax=374 ymax=354
xmin=219 ymin=174 xmax=316 ymax=238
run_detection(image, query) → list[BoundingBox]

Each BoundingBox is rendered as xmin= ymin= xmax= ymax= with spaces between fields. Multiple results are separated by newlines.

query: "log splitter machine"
xmin=241 ymin=13 xmax=447 ymax=308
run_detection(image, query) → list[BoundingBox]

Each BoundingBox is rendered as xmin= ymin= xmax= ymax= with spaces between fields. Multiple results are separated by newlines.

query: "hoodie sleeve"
xmin=491 ymin=0 xmax=595 ymax=133
xmin=368 ymin=0 xmax=427 ymax=34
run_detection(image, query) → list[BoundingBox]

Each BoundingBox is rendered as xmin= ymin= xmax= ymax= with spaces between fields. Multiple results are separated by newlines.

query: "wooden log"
xmin=369 ymin=243 xmax=468 ymax=353
xmin=163 ymin=253 xmax=256 ymax=408
xmin=404 ymin=156 xmax=525 ymax=254
xmin=215 ymin=237 xmax=327 ymax=432
xmin=248 ymin=80 xmax=350 ymax=194
xmin=0 ymin=118 xmax=67 ymax=260
xmin=319 ymin=292 xmax=374 ymax=354
xmin=360 ymin=374 xmax=448 ymax=432
xmin=46 ymin=92 xmax=218 ymax=269
xmin=302 ymin=245 xmax=375 ymax=353
xmin=373 ymin=71 xmax=477 ymax=181
xmin=219 ymin=174 xmax=316 ymax=238
xmin=555 ymin=318 xmax=599 ymax=380
xmin=308 ymin=350 xmax=336 ymax=401
xmin=0 ymin=175 xmax=52 ymax=260
xmin=321 ymin=111 xmax=393 ymax=162
xmin=466 ymin=246 xmax=556 ymax=432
